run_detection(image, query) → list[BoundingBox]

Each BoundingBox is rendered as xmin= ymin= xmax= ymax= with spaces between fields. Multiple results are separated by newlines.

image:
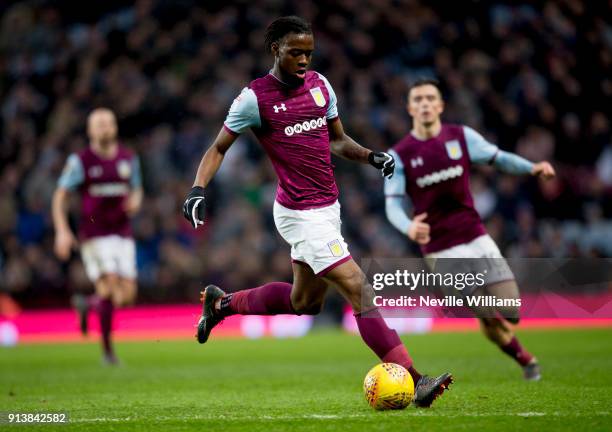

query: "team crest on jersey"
xmin=327 ymin=239 xmax=344 ymax=257
xmin=445 ymin=140 xmax=462 ymax=160
xmin=117 ymin=160 xmax=131 ymax=179
xmin=309 ymin=87 xmax=326 ymax=107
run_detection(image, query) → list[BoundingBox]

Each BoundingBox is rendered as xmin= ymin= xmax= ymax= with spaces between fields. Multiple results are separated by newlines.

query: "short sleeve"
xmin=58 ymin=154 xmax=84 ymax=190
xmin=317 ymin=73 xmax=338 ymax=120
xmin=464 ymin=126 xmax=499 ymax=165
xmin=223 ymin=87 xmax=261 ymax=135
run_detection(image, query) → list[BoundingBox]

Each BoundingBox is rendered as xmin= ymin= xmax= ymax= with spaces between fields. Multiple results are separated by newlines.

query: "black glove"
xmin=182 ymin=186 xmax=206 ymax=228
xmin=368 ymin=151 xmax=395 ymax=179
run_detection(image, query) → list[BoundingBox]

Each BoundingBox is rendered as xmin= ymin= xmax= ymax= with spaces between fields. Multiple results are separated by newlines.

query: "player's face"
xmin=87 ymin=110 xmax=118 ymax=144
xmin=274 ymin=32 xmax=314 ymax=85
xmin=407 ymin=85 xmax=444 ymax=127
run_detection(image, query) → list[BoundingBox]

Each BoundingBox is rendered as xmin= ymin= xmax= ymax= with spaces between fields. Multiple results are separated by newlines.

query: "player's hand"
xmin=182 ymin=186 xmax=206 ymax=228
xmin=54 ymin=229 xmax=78 ymax=261
xmin=531 ymin=161 xmax=555 ymax=180
xmin=368 ymin=151 xmax=395 ymax=179
xmin=408 ymin=213 xmax=430 ymax=245
xmin=124 ymin=192 xmax=142 ymax=217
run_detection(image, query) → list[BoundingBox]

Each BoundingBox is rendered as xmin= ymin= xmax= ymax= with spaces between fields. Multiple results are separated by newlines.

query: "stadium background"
xmin=1 ymin=0 xmax=611 ymax=316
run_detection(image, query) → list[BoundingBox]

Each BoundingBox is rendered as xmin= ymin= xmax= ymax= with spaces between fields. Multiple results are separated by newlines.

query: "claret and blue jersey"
xmin=58 ymin=146 xmax=142 ymax=240
xmin=385 ymin=124 xmax=534 ymax=254
xmin=223 ymin=70 xmax=339 ymax=210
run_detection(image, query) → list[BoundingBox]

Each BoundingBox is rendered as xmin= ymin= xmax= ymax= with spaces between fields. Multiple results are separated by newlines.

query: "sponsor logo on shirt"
xmin=89 ymin=183 xmax=130 ymax=197
xmin=284 ymin=116 xmax=327 ymax=136
xmin=416 ymin=165 xmax=463 ymax=188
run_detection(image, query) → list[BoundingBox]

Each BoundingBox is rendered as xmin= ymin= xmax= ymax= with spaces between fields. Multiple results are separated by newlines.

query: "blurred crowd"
xmin=1 ymin=0 xmax=611 ymax=307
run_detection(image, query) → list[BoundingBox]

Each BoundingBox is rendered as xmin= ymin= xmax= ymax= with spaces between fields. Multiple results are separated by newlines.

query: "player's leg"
xmin=475 ymin=281 xmax=540 ymax=380
xmin=289 ymin=261 xmax=328 ymax=314
xmin=86 ymin=236 xmax=132 ymax=364
xmin=76 ymin=240 xmax=102 ymax=336
xmin=220 ymin=261 xmax=327 ymax=315
xmin=197 ymin=202 xmax=332 ymax=336
xmin=110 ymin=236 xmax=138 ymax=307
xmin=110 ymin=278 xmax=137 ymax=306
xmin=81 ymin=238 xmax=116 ymax=363
xmin=323 ymin=259 xmax=452 ymax=407
xmin=94 ymin=273 xmax=118 ymax=364
xmin=70 ymin=291 xmax=91 ymax=336
xmin=452 ymin=235 xmax=540 ymax=380
xmin=322 ymin=259 xmax=418 ymax=375
xmin=197 ymin=262 xmax=327 ymax=344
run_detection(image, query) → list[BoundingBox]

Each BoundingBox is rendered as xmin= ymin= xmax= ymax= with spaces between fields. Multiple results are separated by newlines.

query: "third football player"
xmin=385 ymin=79 xmax=556 ymax=381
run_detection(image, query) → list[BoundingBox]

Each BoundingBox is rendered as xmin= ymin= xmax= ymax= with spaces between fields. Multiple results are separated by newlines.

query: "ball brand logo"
xmin=416 ymin=165 xmax=463 ymax=188
xmin=284 ymin=117 xmax=327 ymax=136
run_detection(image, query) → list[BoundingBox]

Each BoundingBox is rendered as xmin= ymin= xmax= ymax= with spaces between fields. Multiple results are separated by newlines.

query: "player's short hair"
xmin=408 ymin=78 xmax=443 ymax=99
xmin=264 ymin=16 xmax=312 ymax=53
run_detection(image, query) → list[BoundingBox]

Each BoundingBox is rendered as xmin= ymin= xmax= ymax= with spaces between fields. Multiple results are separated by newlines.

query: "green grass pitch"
xmin=1 ymin=328 xmax=611 ymax=431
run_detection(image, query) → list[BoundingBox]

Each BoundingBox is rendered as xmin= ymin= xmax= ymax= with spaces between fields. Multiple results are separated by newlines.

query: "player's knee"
xmin=95 ymin=278 xmax=112 ymax=299
xmin=481 ymin=317 xmax=513 ymax=344
xmin=111 ymin=291 xmax=124 ymax=307
xmin=122 ymin=280 xmax=138 ymax=306
xmin=100 ymin=273 xmax=119 ymax=286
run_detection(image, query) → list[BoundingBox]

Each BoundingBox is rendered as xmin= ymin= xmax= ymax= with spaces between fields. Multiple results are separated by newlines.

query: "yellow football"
xmin=363 ymin=363 xmax=414 ymax=410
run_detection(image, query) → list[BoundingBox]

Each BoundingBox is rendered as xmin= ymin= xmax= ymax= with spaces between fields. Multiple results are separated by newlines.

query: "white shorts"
xmin=424 ymin=234 xmax=514 ymax=286
xmin=273 ymin=200 xmax=351 ymax=276
xmin=81 ymin=235 xmax=137 ymax=282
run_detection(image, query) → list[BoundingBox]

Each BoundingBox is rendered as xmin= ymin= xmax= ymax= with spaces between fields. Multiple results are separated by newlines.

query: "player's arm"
xmin=464 ymin=126 xmax=555 ymax=179
xmin=52 ymin=154 xmax=83 ymax=260
xmin=183 ymin=87 xmax=259 ymax=228
xmin=328 ymin=119 xmax=370 ymax=162
xmin=328 ymin=120 xmax=395 ymax=178
xmin=183 ymin=128 xmax=238 ymax=228
xmin=384 ymin=150 xmax=430 ymax=244
xmin=125 ymin=155 xmax=144 ymax=216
